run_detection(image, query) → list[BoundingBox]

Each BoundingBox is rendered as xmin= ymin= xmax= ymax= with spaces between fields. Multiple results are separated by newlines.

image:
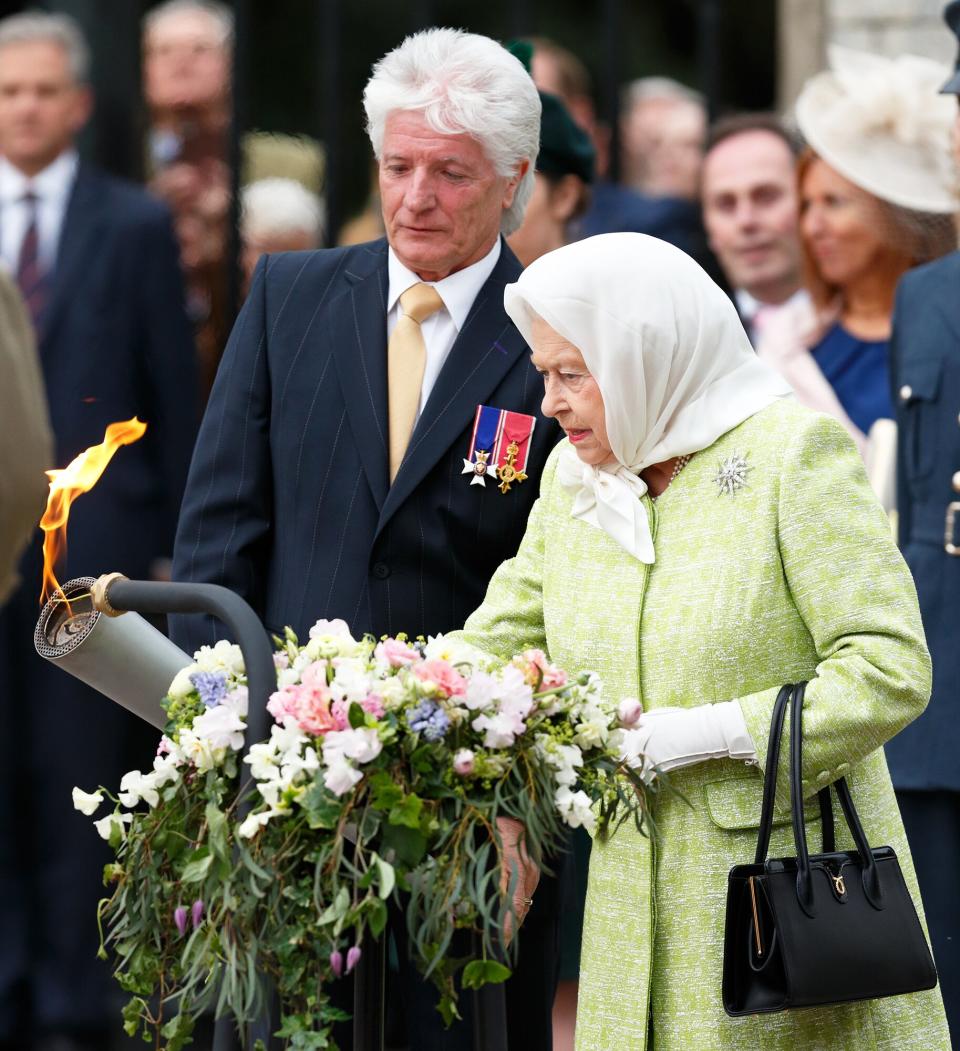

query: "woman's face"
xmin=530 ymin=315 xmax=615 ymax=467
xmin=800 ymin=158 xmax=893 ymax=288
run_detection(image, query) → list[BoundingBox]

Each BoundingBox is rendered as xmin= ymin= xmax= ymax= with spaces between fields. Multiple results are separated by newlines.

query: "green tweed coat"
xmin=458 ymin=399 xmax=950 ymax=1050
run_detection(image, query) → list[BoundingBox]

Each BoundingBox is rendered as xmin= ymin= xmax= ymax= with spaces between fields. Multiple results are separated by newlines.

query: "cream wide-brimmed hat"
xmin=795 ymin=46 xmax=959 ymax=214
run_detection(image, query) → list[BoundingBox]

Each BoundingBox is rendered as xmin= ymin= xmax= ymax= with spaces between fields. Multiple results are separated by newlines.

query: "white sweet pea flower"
xmin=93 ymin=811 xmax=133 ymax=841
xmin=194 ymin=639 xmax=245 ymax=677
xmin=177 ymin=729 xmax=220 ymax=772
xmin=238 ymin=808 xmax=280 ymax=839
xmin=329 ymin=659 xmax=373 ymax=703
xmin=323 ymin=727 xmax=382 ymax=765
xmin=555 ymin=785 xmax=596 ymax=834
xmin=472 ymin=711 xmax=523 ymax=750
xmin=192 ymin=704 xmax=246 ymax=752
xmin=494 ymin=665 xmax=534 ymax=720
xmin=223 ymin=685 xmax=249 ymax=717
xmin=118 ymin=770 xmax=160 ymax=809
xmin=72 ymin=787 xmax=104 ymax=816
xmin=324 ymin=756 xmax=364 ymax=796
xmin=168 ymin=663 xmax=199 ymax=699
xmin=463 ymin=670 xmax=499 ymax=712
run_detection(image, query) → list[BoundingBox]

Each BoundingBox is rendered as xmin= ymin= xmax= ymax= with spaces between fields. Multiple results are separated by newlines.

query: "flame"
xmin=40 ymin=417 xmax=147 ymax=605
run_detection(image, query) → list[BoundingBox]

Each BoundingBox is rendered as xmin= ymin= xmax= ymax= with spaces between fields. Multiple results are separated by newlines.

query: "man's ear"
xmin=70 ymin=84 xmax=94 ymax=134
xmin=501 ymin=158 xmax=531 ymax=210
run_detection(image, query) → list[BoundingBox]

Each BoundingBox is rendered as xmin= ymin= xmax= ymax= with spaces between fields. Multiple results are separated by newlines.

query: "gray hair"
xmin=0 ymin=10 xmax=90 ymax=84
xmin=621 ymin=76 xmax=704 ymax=112
xmin=363 ymin=27 xmax=541 ymax=237
xmin=143 ymin=0 xmax=233 ymax=48
xmin=241 ymin=178 xmax=325 ymax=245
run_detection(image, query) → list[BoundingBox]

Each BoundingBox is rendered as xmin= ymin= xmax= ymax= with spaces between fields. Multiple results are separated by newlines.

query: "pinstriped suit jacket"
xmin=170 ymin=237 xmax=561 ymax=654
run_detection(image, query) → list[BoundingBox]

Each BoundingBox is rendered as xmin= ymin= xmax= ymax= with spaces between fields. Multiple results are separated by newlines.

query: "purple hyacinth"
xmin=408 ymin=699 xmax=450 ymax=742
xmin=190 ymin=671 xmax=228 ymax=708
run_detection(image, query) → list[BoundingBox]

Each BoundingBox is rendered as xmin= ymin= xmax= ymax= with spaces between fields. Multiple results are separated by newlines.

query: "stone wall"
xmin=778 ymin=0 xmax=956 ymax=109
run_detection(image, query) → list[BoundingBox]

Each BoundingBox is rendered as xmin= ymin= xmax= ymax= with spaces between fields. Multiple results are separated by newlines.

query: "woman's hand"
xmin=497 ymin=816 xmax=541 ymax=945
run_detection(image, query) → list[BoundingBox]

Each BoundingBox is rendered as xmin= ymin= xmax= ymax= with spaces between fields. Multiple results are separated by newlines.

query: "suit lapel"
xmin=330 ymin=240 xmax=390 ymax=511
xmin=42 ymin=165 xmax=106 ymax=353
xmin=377 ymin=242 xmax=526 ymax=532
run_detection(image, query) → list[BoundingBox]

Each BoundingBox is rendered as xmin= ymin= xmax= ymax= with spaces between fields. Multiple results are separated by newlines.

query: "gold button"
xmin=899 ymin=384 xmax=913 ymax=402
xmin=953 ymin=471 xmax=960 ymax=493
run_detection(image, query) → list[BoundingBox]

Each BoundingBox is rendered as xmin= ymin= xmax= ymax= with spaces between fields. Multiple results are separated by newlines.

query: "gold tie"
xmin=388 ymin=282 xmax=444 ymax=481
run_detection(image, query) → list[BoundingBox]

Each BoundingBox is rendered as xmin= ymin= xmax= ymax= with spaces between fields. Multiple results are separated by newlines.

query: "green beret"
xmin=537 ymin=91 xmax=595 ymax=184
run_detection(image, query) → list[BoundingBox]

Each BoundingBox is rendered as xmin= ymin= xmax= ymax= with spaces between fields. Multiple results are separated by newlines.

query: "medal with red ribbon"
xmin=462 ymin=405 xmax=536 ymax=492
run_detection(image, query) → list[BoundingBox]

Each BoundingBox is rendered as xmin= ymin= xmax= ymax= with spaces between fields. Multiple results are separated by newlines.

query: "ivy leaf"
xmin=205 ymin=802 xmax=229 ymax=862
xmin=461 ymin=959 xmax=511 ymax=989
xmin=388 ymin=793 xmax=423 ymax=830
xmin=372 ymin=853 xmax=396 ymax=899
xmin=367 ymin=897 xmax=388 ymax=937
xmin=317 ymin=885 xmax=350 ymax=925
xmin=180 ymin=850 xmax=213 ymax=883
xmin=302 ymin=780 xmax=343 ymax=830
xmin=368 ymin=771 xmax=404 ymax=811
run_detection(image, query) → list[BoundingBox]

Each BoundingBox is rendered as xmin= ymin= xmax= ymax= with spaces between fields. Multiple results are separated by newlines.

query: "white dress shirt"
xmin=735 ymin=287 xmax=809 ymax=346
xmin=0 ymin=149 xmax=79 ymax=275
xmin=387 ymin=237 xmax=502 ymax=415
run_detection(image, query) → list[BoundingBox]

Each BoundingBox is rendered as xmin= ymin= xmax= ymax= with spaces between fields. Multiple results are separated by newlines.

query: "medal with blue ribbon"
xmin=462 ymin=405 xmax=536 ymax=492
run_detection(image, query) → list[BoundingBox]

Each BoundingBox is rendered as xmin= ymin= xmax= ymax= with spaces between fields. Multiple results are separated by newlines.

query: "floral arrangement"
xmin=74 ymin=620 xmax=657 ymax=1050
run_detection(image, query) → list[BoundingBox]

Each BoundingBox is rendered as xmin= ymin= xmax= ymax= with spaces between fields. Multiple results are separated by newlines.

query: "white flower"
xmin=194 ymin=639 xmax=245 ymax=677
xmin=329 ymin=659 xmax=373 ymax=703
xmin=168 ymin=663 xmax=199 ymax=699
xmin=72 ymin=787 xmax=104 ymax=816
xmin=323 ymin=727 xmax=382 ymax=765
xmin=305 ymin=619 xmax=363 ymax=659
xmin=463 ymin=670 xmax=499 ymax=712
xmin=472 ymin=711 xmax=523 ymax=750
xmin=573 ymin=714 xmax=609 ymax=750
xmin=494 ymin=665 xmax=534 ymax=720
xmin=238 ymin=808 xmax=280 ymax=839
xmin=223 ymin=685 xmax=249 ymax=717
xmin=118 ymin=769 xmax=160 ymax=809
xmin=93 ymin=811 xmax=133 ymax=841
xmin=177 ymin=729 xmax=220 ymax=772
xmin=192 ymin=704 xmax=246 ymax=752
xmin=310 ymin=617 xmax=353 ymax=639
xmin=555 ymin=785 xmax=596 ymax=834
xmin=423 ymin=634 xmax=488 ymax=667
xmin=378 ymin=678 xmax=407 ymax=709
xmin=324 ymin=756 xmax=363 ymax=796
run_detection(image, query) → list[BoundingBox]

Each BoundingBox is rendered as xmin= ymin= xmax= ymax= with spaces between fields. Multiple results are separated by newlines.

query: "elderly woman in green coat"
xmin=456 ymin=233 xmax=950 ymax=1049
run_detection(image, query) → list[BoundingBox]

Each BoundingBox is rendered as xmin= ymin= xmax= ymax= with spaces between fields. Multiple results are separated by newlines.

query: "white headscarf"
xmin=503 ymin=233 xmax=792 ymax=562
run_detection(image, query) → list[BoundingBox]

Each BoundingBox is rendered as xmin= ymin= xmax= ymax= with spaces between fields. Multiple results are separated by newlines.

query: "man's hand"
xmin=497 ymin=816 xmax=541 ymax=945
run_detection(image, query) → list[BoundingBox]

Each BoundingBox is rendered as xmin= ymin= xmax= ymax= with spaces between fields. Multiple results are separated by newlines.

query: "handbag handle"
xmin=754 ymin=685 xmax=835 ymax=866
xmin=789 ymin=682 xmax=883 ymax=915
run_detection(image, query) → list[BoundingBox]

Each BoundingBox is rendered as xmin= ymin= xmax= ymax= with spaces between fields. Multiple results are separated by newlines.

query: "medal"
xmin=463 ymin=406 xmax=536 ymax=492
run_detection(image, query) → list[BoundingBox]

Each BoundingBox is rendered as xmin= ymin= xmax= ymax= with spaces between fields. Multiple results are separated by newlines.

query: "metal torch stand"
xmin=101 ymin=579 xmax=508 ymax=1051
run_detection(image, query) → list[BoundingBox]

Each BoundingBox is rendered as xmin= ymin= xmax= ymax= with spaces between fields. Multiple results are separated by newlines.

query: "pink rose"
xmin=522 ymin=649 xmax=568 ymax=689
xmin=268 ymin=682 xmax=338 ymax=736
xmin=617 ymin=698 xmax=643 ymax=727
xmin=375 ymin=638 xmax=420 ymax=667
xmin=300 ymin=660 xmax=328 ymax=689
xmin=413 ymin=659 xmax=467 ymax=699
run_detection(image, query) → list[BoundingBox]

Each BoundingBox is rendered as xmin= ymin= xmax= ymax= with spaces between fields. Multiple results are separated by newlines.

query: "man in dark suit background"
xmin=0 ymin=12 xmax=197 ymax=1050
xmin=886 ymin=2 xmax=960 ymax=1038
xmin=172 ymin=27 xmax=561 ymax=1050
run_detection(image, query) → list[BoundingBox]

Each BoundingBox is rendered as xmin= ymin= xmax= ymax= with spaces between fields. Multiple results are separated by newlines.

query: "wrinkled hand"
xmin=497 ymin=817 xmax=540 ymax=945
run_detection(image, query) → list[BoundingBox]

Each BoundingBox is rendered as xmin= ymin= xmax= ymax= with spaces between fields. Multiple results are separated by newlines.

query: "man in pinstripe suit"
xmin=172 ymin=27 xmax=563 ymax=1051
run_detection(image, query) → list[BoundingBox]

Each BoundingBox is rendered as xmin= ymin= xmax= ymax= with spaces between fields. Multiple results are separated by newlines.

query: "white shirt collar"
xmin=387 ymin=237 xmax=502 ymax=331
xmin=735 ymin=286 xmax=806 ymax=320
xmin=0 ymin=149 xmax=79 ymax=205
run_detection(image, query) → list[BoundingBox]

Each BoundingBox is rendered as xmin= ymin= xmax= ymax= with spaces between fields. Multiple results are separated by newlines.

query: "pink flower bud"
xmin=617 ymin=698 xmax=643 ymax=727
xmin=329 ymin=949 xmax=344 ymax=978
xmin=453 ymin=748 xmax=475 ymax=776
xmin=191 ymin=899 xmax=204 ymax=929
xmin=346 ymin=945 xmax=362 ymax=973
xmin=173 ymin=906 xmax=188 ymax=936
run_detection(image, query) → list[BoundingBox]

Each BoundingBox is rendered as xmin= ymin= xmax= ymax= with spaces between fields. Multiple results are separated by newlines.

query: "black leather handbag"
xmin=722 ymin=683 xmax=937 ymax=1016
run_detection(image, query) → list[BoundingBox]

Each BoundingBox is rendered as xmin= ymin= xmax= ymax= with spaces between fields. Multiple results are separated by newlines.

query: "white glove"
xmin=630 ymin=701 xmax=757 ymax=773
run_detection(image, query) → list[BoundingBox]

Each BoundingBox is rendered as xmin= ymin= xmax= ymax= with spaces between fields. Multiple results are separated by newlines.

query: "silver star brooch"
xmin=714 ymin=452 xmax=752 ymax=496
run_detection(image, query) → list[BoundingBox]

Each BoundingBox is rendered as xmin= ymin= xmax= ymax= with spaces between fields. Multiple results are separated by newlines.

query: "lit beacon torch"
xmin=33 ymin=418 xmax=192 ymax=728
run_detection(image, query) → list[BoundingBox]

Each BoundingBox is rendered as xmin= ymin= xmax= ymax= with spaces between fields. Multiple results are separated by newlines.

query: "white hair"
xmin=0 ymin=10 xmax=90 ymax=83
xmin=241 ymin=178 xmax=325 ymax=245
xmin=363 ymin=27 xmax=541 ymax=237
xmin=621 ymin=76 xmax=704 ymax=112
xmin=144 ymin=0 xmax=233 ymax=48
